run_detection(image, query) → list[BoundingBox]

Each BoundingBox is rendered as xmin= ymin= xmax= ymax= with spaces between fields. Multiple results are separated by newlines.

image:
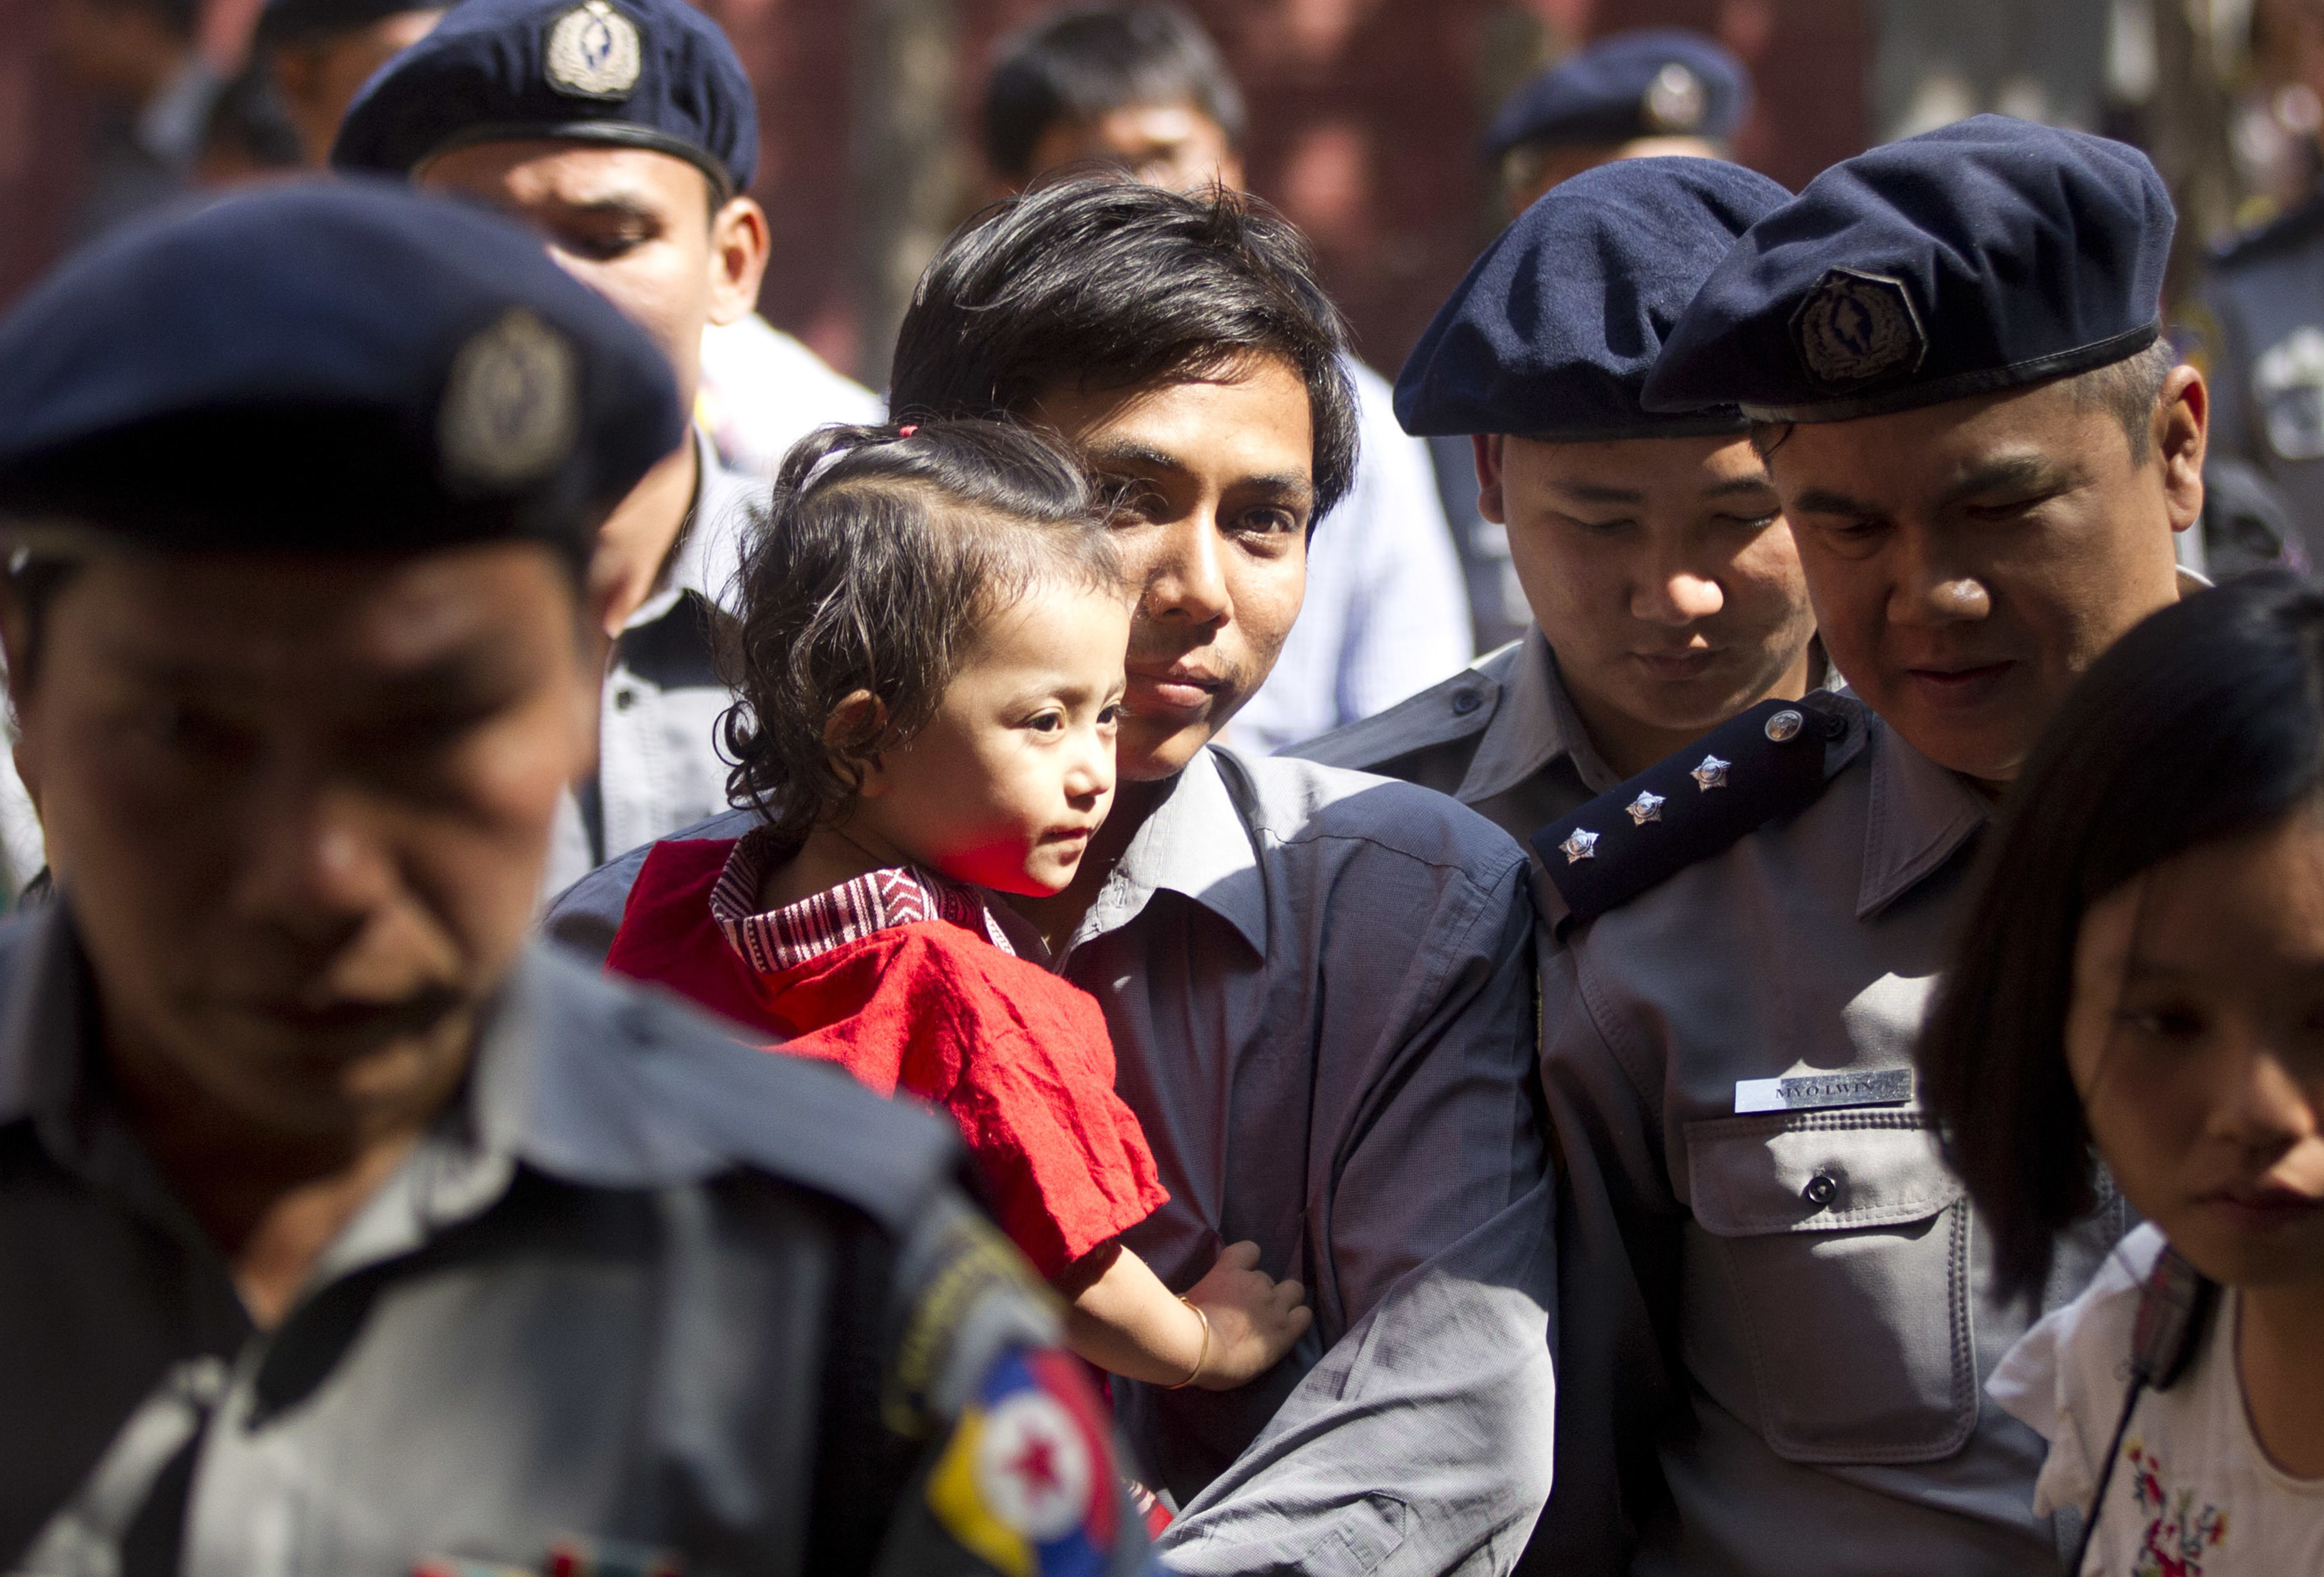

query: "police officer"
xmin=1484 ymin=29 xmax=1752 ymax=221
xmin=0 ymin=183 xmax=1147 ymax=1577
xmin=2182 ymin=182 xmax=2324 ymax=570
xmin=1295 ymin=156 xmax=1818 ymax=888
xmin=251 ymin=0 xmax=443 ymax=167
xmin=1530 ymin=116 xmax=2206 ymax=1572
xmin=334 ymin=0 xmax=776 ymax=896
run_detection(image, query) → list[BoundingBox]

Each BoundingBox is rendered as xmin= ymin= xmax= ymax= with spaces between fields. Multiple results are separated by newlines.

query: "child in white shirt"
xmin=1917 ymin=572 xmax=2324 ymax=1574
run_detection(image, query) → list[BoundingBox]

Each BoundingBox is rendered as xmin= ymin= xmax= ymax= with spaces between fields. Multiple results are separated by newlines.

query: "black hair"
xmin=888 ymin=175 xmax=1359 ymax=527
xmin=719 ymin=419 xmax=1122 ymax=846
xmin=1919 ymin=570 xmax=2324 ymax=1303
xmin=982 ymin=2 xmax=1247 ymax=184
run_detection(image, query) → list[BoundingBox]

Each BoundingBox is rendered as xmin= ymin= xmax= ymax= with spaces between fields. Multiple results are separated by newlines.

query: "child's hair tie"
xmin=896 ymin=424 xmax=918 ymax=437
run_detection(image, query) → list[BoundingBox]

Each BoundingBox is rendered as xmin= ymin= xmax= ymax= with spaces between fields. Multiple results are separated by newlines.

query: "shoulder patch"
xmin=1535 ymin=697 xmax=1850 ymax=932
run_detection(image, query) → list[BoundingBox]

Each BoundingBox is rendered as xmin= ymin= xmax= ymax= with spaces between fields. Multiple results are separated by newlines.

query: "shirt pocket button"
xmin=1801 ymin=1172 xmax=1839 ymax=1208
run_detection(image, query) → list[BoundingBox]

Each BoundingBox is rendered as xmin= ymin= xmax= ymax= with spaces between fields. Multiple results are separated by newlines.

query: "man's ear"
xmin=2155 ymin=364 xmax=2208 ymax=537
xmin=0 ymin=577 xmax=45 ymax=814
xmin=824 ymin=689 xmax=892 ymax=797
xmin=1472 ymin=433 xmax=1508 ymax=525
xmin=705 ymin=194 xmax=772 ymax=328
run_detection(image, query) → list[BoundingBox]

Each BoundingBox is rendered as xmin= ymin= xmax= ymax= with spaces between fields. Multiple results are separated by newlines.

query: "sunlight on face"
xmin=2065 ymin=812 xmax=2324 ymax=1291
xmin=853 ymin=579 xmax=1130 ymax=896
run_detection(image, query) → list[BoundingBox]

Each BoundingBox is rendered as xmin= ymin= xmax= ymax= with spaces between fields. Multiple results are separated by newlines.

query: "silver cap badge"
xmin=1642 ymin=63 xmax=1705 ymax=133
xmin=1625 ymin=791 xmax=1665 ymax=827
xmin=546 ymin=0 xmax=642 ymax=100
xmin=1792 ymin=268 xmax=1925 ymax=391
xmin=1690 ymin=754 xmax=1730 ymax=792
xmin=438 ymin=307 xmax=580 ymax=492
xmin=1559 ymin=828 xmax=1600 ymax=864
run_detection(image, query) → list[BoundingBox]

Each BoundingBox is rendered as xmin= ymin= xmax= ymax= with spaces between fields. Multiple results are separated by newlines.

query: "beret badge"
xmin=545 ymin=0 xmax=642 ymax=100
xmin=439 ymin=307 xmax=581 ymax=492
xmin=1792 ymin=267 xmax=1926 ymax=391
xmin=1642 ymin=63 xmax=1706 ymax=134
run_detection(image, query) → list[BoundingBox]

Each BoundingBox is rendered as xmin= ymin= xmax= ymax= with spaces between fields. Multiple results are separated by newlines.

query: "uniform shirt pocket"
xmin=1681 ymin=1109 xmax=1976 ymax=1466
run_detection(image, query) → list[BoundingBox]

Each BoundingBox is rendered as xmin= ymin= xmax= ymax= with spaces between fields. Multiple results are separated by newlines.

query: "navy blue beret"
xmin=332 ymin=0 xmax=757 ymax=198
xmin=1485 ymin=29 xmax=1750 ymax=160
xmin=1644 ymin=115 xmax=2173 ymax=423
xmin=0 ymin=180 xmax=683 ymax=558
xmin=1396 ymin=157 xmax=1789 ymax=440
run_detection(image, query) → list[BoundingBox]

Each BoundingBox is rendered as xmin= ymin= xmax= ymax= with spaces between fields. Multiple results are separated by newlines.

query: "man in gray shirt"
xmin=552 ymin=177 xmax=1558 ymax=1575
xmin=0 ymin=183 xmax=1145 ymax=1577
xmin=1526 ymin=117 xmax=2209 ymax=1572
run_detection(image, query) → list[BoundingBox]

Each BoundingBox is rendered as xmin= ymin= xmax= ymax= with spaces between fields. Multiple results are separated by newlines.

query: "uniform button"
xmin=1451 ymin=689 xmax=1482 ymax=716
xmin=1764 ymin=708 xmax=1805 ymax=742
xmin=613 ymin=688 xmax=637 ymax=712
xmin=1822 ymin=709 xmax=1849 ymax=740
xmin=1802 ymin=1172 xmax=1839 ymax=1208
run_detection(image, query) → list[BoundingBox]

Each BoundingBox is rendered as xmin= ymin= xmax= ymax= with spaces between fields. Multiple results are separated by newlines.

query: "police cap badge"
xmin=545 ymin=0 xmax=642 ymax=100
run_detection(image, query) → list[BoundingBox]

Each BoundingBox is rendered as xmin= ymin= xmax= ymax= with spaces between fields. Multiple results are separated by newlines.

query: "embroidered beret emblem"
xmin=1642 ymin=63 xmax=1705 ymax=133
xmin=545 ymin=0 xmax=642 ymax=100
xmin=1625 ymin=791 xmax=1665 ymax=826
xmin=1559 ymin=828 xmax=1600 ymax=864
xmin=1792 ymin=268 xmax=1926 ymax=391
xmin=1690 ymin=754 xmax=1730 ymax=791
xmin=438 ymin=307 xmax=579 ymax=491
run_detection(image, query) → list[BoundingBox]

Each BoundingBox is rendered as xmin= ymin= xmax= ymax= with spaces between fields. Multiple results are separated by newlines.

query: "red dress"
xmin=603 ymin=831 xmax=1169 ymax=1280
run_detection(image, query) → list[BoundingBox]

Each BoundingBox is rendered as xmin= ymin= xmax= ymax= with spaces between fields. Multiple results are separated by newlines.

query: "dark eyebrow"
xmin=1702 ymin=473 xmax=1778 ymax=501
xmin=1547 ymin=480 xmax=1647 ymax=506
xmin=1934 ymin=454 xmax=2073 ymax=511
xmin=1081 ymin=440 xmax=1314 ymax=507
xmin=1788 ymin=486 xmax=1886 ymax=520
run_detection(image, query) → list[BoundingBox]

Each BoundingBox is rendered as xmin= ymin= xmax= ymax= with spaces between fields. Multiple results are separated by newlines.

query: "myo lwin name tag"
xmin=1733 ymin=1067 xmax=1913 ymax=1114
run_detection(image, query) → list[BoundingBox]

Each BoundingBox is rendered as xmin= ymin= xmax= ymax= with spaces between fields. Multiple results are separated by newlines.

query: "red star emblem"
xmin=1007 ymin=1426 xmax=1063 ymax=1497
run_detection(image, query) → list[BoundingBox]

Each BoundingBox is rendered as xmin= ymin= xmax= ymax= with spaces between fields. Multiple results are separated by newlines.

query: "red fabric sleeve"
xmin=769 ymin=924 xmax=1169 ymax=1279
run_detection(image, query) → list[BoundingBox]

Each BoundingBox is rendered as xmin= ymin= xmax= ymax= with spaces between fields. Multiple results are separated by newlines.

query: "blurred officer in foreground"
xmin=1295 ymin=157 xmax=1816 ymax=889
xmin=1531 ymin=117 xmax=2206 ymax=1572
xmin=983 ymin=1 xmax=1474 ymax=749
xmin=0 ymin=182 xmax=1144 ymax=1577
xmin=253 ymin=0 xmax=444 ymax=167
xmin=336 ymin=0 xmax=776 ymax=895
xmin=1485 ymin=29 xmax=1750 ymax=221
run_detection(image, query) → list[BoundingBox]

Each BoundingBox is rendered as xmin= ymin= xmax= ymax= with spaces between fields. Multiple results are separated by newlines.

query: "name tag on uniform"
xmin=1733 ymin=1067 xmax=1913 ymax=1114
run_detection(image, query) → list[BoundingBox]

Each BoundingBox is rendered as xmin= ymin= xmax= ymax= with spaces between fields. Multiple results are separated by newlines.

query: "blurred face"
xmin=854 ymin=580 xmax=1129 ymax=896
xmin=1032 ymin=355 xmax=1315 ymax=779
xmin=5 ymin=545 xmax=599 ymax=1140
xmin=1500 ymin=134 xmax=1723 ymax=219
xmin=1769 ymin=368 xmax=2206 ymax=787
xmin=274 ymin=9 xmax=444 ymax=168
xmin=1019 ymin=99 xmax=1244 ymax=192
xmin=2067 ymin=812 xmax=2324 ymax=1291
xmin=419 ymin=140 xmax=768 ymax=405
xmin=1480 ymin=431 xmax=1815 ymax=774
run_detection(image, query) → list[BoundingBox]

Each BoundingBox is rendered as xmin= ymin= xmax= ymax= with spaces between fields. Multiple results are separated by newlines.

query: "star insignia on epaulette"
xmin=1559 ymin=828 xmax=1599 ymax=864
xmin=1626 ymin=791 xmax=1665 ymax=826
xmin=1690 ymin=754 xmax=1730 ymax=791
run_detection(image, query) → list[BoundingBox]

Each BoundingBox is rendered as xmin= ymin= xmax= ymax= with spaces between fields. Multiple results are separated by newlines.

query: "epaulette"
xmin=1287 ymin=642 xmax=1519 ymax=771
xmin=1535 ymin=695 xmax=1851 ymax=934
xmin=2212 ymin=190 xmax=2324 ymax=271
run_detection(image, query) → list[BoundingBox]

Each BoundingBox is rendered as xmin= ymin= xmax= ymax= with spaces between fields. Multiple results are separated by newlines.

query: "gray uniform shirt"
xmin=1288 ymin=626 xmax=1622 ymax=884
xmin=548 ymin=744 xmax=1559 ymax=1576
xmin=1534 ymin=700 xmax=2124 ymax=1575
xmin=0 ymin=904 xmax=1148 ymax=1577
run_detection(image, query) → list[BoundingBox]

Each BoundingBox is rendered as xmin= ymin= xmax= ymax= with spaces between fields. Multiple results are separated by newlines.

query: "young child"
xmin=1919 ymin=570 xmax=2324 ymax=1574
xmin=605 ymin=418 xmax=1310 ymax=1393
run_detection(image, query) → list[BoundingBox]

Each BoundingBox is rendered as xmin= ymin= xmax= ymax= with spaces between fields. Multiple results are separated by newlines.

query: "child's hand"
xmin=1182 ymin=1240 xmax=1311 ymax=1390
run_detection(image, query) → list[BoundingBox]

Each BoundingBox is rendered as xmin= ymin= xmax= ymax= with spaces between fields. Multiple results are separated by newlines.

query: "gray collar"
xmin=1044 ymin=747 xmax=1270 ymax=962
xmin=1456 ymin=627 xmax=1622 ymax=805
xmin=1855 ymin=720 xmax=1989 ymax=920
xmin=625 ymin=426 xmax=765 ymax=631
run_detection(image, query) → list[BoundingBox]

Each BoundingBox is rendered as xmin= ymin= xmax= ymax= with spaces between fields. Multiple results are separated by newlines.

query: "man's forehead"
xmin=61 ymin=544 xmax=571 ymax=676
xmin=1774 ymin=384 xmax=2105 ymax=492
xmin=422 ymin=139 xmax=705 ymax=209
xmin=1036 ymin=360 xmax=1313 ymax=480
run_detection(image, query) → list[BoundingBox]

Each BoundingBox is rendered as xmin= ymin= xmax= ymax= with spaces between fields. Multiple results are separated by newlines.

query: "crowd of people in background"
xmin=3 ymin=1 xmax=2324 ymax=1574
